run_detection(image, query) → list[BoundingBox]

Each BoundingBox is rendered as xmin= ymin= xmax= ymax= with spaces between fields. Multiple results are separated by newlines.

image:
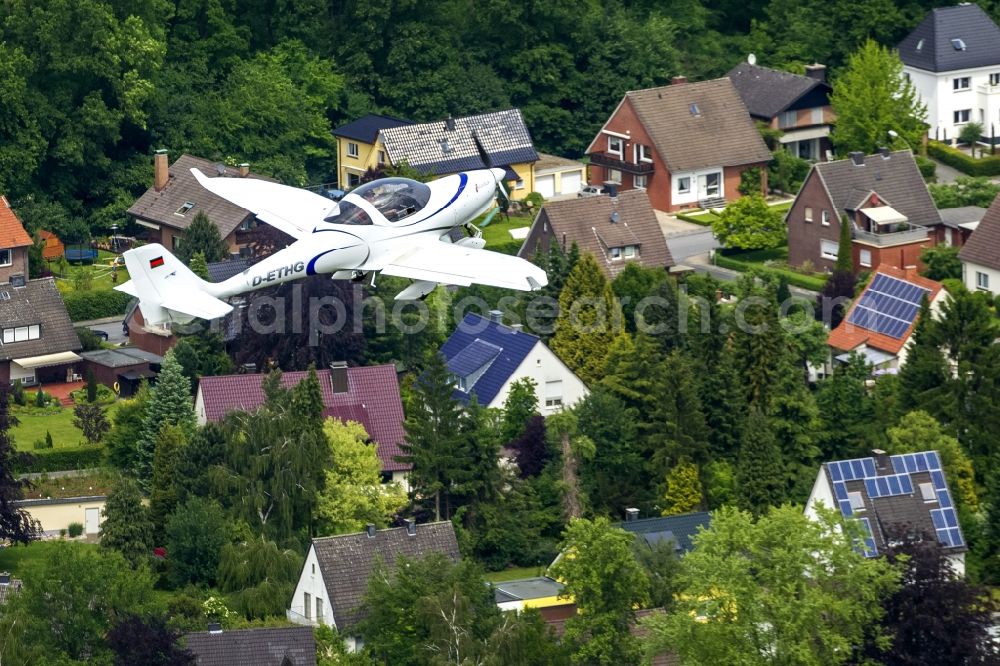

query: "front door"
xmin=85 ymin=507 xmax=100 ymax=534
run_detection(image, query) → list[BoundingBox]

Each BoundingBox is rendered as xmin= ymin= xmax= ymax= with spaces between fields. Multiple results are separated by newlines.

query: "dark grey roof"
xmin=812 ymin=151 xmax=941 ymax=227
xmin=312 ymin=521 xmax=460 ymax=630
xmin=127 ymin=154 xmax=273 ymax=238
xmin=939 ymin=205 xmax=986 ymax=228
xmin=492 ymin=576 xmax=565 ymax=603
xmin=726 ymin=63 xmax=831 ymax=118
xmin=379 ymin=109 xmax=538 ymax=176
xmin=617 ymin=511 xmax=711 ymax=555
xmin=183 ymin=626 xmax=316 ymax=666
xmin=898 ymin=4 xmax=1000 ymax=72
xmin=80 ymin=347 xmax=163 ymax=368
xmin=0 ymin=579 xmax=23 ymax=605
xmin=333 ymin=113 xmax=413 ymax=143
xmin=620 ymin=78 xmax=772 ymax=173
xmin=959 ymin=193 xmax=1000 ymax=269
xmin=206 ymin=258 xmax=251 ymax=283
xmin=0 ymin=277 xmax=81 ymax=362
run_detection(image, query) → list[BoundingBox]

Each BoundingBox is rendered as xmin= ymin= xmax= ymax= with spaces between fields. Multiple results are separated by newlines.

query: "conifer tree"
xmin=662 ymin=460 xmax=703 ymax=516
xmin=819 ymin=215 xmax=856 ymax=328
xmin=897 ymin=297 xmax=953 ymax=424
xmin=552 ymin=254 xmax=620 ymax=386
xmin=188 ymin=251 xmax=210 ymax=280
xmin=735 ymin=408 xmax=785 ymax=516
xmin=700 ymin=343 xmax=747 ymax=459
xmin=100 ymin=476 xmax=153 ymax=568
xmin=176 ymin=212 xmax=228 ymax=263
xmin=648 ymin=351 xmax=710 ymax=473
xmin=601 ymin=330 xmax=664 ymax=422
xmin=138 ymin=350 xmax=195 ymax=485
xmin=149 ymin=424 xmax=186 ymax=533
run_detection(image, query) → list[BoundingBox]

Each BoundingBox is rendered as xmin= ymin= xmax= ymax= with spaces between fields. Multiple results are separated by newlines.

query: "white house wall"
xmin=670 ymin=167 xmax=724 ymax=206
xmin=194 ymin=389 xmax=208 ymax=426
xmin=487 ymin=342 xmax=589 ymax=413
xmin=288 ymin=545 xmax=335 ymax=628
xmin=804 ymin=467 xmax=834 ymax=521
xmin=906 ymin=64 xmax=1000 ymax=141
xmin=962 ymin=260 xmax=1000 ymax=297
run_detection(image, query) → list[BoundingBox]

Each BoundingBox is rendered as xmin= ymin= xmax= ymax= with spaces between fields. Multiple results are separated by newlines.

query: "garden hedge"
xmin=62 ymin=289 xmax=133 ymax=322
xmin=14 ymin=446 xmax=106 ymax=473
xmin=714 ymin=254 xmax=827 ymax=291
xmin=927 ymin=141 xmax=1000 ymax=177
xmin=914 ymin=155 xmax=937 ymax=180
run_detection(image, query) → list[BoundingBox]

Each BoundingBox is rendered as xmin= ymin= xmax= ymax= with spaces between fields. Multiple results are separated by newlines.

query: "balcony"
xmin=589 ymin=152 xmax=655 ymax=174
xmin=853 ymin=224 xmax=929 ymax=247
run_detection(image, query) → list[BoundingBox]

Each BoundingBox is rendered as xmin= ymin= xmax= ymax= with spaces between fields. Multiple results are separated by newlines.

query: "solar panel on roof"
xmin=846 ymin=273 xmax=930 ymax=339
xmin=859 ymin=518 xmax=878 ymax=557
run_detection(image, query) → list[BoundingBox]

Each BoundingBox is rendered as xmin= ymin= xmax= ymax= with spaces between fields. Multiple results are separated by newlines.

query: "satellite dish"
xmin=748 ymin=53 xmax=757 ymax=65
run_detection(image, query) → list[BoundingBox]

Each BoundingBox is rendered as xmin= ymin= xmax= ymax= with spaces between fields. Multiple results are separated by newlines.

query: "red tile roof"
xmin=827 ymin=264 xmax=943 ymax=355
xmin=0 ymin=196 xmax=32 ymax=249
xmin=198 ymin=365 xmax=409 ymax=472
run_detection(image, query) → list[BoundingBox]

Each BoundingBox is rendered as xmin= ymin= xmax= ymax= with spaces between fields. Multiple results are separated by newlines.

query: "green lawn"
xmin=677 ymin=200 xmax=794 ymax=227
xmin=11 ymin=402 xmax=120 ymax=450
xmin=483 ymin=565 xmax=549 ymax=583
xmin=52 ymin=249 xmax=130 ymax=291
xmin=480 ymin=214 xmax=533 ymax=249
xmin=0 ymin=540 xmax=97 ymax=580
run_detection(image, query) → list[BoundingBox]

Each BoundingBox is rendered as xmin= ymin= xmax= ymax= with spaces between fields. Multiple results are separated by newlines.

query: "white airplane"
xmin=116 ymin=167 xmax=547 ymax=325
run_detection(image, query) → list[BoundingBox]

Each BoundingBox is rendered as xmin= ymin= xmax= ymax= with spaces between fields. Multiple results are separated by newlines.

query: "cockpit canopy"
xmin=350 ymin=178 xmax=432 ymax=223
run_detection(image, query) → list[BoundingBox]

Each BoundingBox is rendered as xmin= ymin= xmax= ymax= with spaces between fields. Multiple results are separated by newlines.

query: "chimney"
xmin=208 ymin=623 xmax=222 ymax=635
xmin=603 ymin=182 xmax=619 ymax=198
xmin=330 ymin=361 xmax=349 ymax=393
xmin=804 ymin=63 xmax=827 ymax=83
xmin=488 ymin=309 xmax=504 ymax=323
xmin=366 ymin=523 xmax=376 ymax=538
xmin=878 ymin=147 xmax=891 ymax=159
xmin=671 ymin=75 xmax=688 ymax=85
xmin=510 ymin=323 xmax=523 ymax=331
xmin=445 ymin=116 xmax=456 ymax=131
xmin=625 ymin=507 xmax=639 ymax=522
xmin=0 ymin=572 xmax=9 ymax=586
xmin=849 ymin=152 xmax=865 ymax=166
xmin=872 ymin=449 xmax=892 ymax=475
xmin=239 ymin=163 xmax=250 ymax=177
xmin=406 ymin=518 xmax=416 ymax=536
xmin=154 ymin=149 xmax=169 ymax=192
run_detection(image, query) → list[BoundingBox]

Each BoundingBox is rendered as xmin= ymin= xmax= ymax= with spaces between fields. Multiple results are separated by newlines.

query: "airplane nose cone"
xmin=490 ymin=167 xmax=507 ymax=184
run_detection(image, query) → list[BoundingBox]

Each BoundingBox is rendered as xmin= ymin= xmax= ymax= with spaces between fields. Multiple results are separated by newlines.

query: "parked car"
xmin=578 ymin=185 xmax=606 ymax=198
xmin=90 ymin=329 xmax=109 ymax=341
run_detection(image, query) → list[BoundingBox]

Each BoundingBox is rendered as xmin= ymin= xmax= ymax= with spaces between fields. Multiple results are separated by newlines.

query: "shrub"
xmin=68 ymin=522 xmax=84 ymax=538
xmin=927 ymin=141 xmax=1000 ymax=177
xmin=75 ymin=328 xmax=104 ymax=351
xmin=35 ymin=389 xmax=47 ymax=408
xmin=62 ymin=289 xmax=133 ymax=322
xmin=769 ymin=150 xmax=811 ymax=193
xmin=914 ymin=155 xmax=937 ymax=180
xmin=12 ymin=446 xmax=106 ymax=473
xmin=522 ymin=192 xmax=545 ymax=210
xmin=12 ymin=381 xmax=26 ymax=406
xmin=70 ymin=384 xmax=116 ymax=405
xmin=714 ymin=254 xmax=827 ymax=291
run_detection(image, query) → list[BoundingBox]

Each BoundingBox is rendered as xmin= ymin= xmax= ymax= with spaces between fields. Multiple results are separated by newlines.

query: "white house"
xmin=287 ymin=521 xmax=460 ymax=652
xmin=804 ymin=450 xmax=966 ymax=576
xmin=959 ymin=193 xmax=1000 ymax=296
xmin=439 ymin=312 xmax=589 ymax=413
xmin=899 ymin=3 xmax=1000 ymax=144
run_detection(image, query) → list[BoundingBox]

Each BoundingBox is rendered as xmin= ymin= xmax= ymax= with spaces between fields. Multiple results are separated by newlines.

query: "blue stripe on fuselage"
xmin=425 ymin=172 xmax=468 ymax=220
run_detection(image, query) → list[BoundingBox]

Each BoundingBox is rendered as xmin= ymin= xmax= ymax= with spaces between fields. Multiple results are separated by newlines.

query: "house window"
xmin=608 ymin=136 xmax=624 ymax=157
xmin=821 ymin=210 xmax=830 ymax=226
xmin=175 ymin=202 xmax=194 ymax=216
xmin=953 ymin=77 xmax=971 ymax=91
xmin=820 ymin=239 xmax=839 ymax=261
xmin=804 ymin=207 xmax=813 ymax=222
xmin=798 ymin=140 xmax=814 ymax=161
xmin=859 ymin=249 xmax=872 ymax=268
xmin=515 ymin=178 xmax=525 ymax=190
xmin=992 ymin=73 xmax=1000 ymax=86
xmin=976 ymin=271 xmax=990 ymax=291
xmin=703 ymin=172 xmax=721 ymax=197
xmin=2 ymin=324 xmax=41 ymax=344
xmin=347 ymin=142 xmax=359 ymax=158
xmin=311 ymin=563 xmax=315 ymax=574
xmin=545 ymin=380 xmax=563 ymax=408
xmin=304 ymin=592 xmax=312 ymax=619
xmin=780 ymin=110 xmax=797 ymax=128
xmin=316 ymin=597 xmax=324 ymax=623
xmin=347 ymin=172 xmax=361 ymax=187
xmin=635 ymin=144 xmax=652 ymax=162
xmin=848 ymin=491 xmax=865 ymax=512
xmin=0 ymin=249 xmax=10 ymax=267
xmin=624 ymin=245 xmax=637 ymax=258
xmin=607 ymin=169 xmax=622 ymax=184
xmin=676 ymin=176 xmax=691 ymax=194
xmin=954 ymin=109 xmax=971 ymax=124
xmin=634 ymin=174 xmax=648 ymax=189
xmin=609 ymin=247 xmax=622 ymax=260
xmin=920 ymin=482 xmax=936 ymax=502
xmin=377 ymin=150 xmax=386 ymax=165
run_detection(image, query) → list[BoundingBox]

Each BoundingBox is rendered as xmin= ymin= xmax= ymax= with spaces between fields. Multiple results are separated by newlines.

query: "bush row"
xmin=914 ymin=154 xmax=937 ymax=181
xmin=674 ymin=211 xmax=715 ymax=226
xmin=927 ymin=141 xmax=1000 ymax=177
xmin=15 ymin=446 xmax=106 ymax=474
xmin=714 ymin=254 xmax=827 ymax=291
xmin=62 ymin=289 xmax=133 ymax=322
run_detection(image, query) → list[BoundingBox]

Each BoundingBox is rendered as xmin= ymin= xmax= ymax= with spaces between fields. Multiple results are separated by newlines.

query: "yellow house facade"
xmin=332 ymin=114 xmax=412 ymax=190
xmin=15 ymin=495 xmax=106 ymax=535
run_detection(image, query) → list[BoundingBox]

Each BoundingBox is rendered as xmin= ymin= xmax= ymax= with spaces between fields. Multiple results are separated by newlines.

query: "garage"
xmin=536 ymin=174 xmax=555 ymax=198
xmin=561 ymin=171 xmax=582 ymax=195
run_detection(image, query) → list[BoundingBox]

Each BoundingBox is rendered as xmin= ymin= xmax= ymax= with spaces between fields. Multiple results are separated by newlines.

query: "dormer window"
xmin=175 ymin=201 xmax=195 ymax=216
xmin=624 ymin=245 xmax=637 ymax=259
xmin=610 ymin=247 xmax=622 ymax=261
xmin=2 ymin=325 xmax=40 ymax=344
xmin=951 ymin=38 xmax=966 ymax=51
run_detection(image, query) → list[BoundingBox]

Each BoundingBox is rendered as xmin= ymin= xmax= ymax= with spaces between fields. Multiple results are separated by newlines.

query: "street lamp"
xmin=887 ymin=130 xmax=913 ymax=152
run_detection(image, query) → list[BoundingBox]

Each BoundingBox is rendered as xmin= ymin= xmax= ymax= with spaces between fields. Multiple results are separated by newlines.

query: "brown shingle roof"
xmin=183 ymin=626 xmax=316 ymax=666
xmin=127 ymin=154 xmax=271 ymax=238
xmin=625 ymin=78 xmax=772 ymax=173
xmin=959 ymin=193 xmax=1000 ymax=270
xmin=523 ymin=190 xmax=674 ymax=278
xmin=0 ymin=277 xmax=81 ymax=362
xmin=0 ymin=196 xmax=32 ymax=249
xmin=312 ymin=521 xmax=460 ymax=631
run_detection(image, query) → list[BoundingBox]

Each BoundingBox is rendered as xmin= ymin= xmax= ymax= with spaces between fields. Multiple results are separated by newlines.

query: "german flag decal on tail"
xmin=149 ymin=256 xmax=165 ymax=269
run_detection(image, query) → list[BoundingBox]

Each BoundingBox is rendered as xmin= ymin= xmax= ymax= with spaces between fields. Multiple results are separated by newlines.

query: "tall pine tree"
xmin=100 ymin=476 xmax=153 ymax=568
xmin=551 ymin=253 xmax=620 ymax=386
xmin=138 ymin=350 xmax=195 ymax=485
xmin=735 ymin=408 xmax=786 ymax=516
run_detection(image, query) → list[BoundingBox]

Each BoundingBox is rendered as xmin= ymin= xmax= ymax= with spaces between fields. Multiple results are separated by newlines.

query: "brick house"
xmin=787 ymin=150 xmax=941 ymax=273
xmin=584 ymin=77 xmax=772 ymax=212
xmin=0 ymin=196 xmax=31 ymax=284
xmin=0 ymin=277 xmax=82 ymax=387
xmin=726 ymin=60 xmax=834 ymax=162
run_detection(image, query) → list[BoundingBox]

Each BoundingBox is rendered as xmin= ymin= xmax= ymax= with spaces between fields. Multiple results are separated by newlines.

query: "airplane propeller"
xmin=476 ymin=184 xmax=510 ymax=229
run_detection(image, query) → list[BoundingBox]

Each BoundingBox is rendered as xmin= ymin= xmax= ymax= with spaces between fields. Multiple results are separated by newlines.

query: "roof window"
xmin=916 ymin=39 xmax=924 ymax=51
xmin=952 ymin=38 xmax=967 ymax=51
xmin=175 ymin=201 xmax=195 ymax=215
xmin=689 ymin=103 xmax=701 ymax=117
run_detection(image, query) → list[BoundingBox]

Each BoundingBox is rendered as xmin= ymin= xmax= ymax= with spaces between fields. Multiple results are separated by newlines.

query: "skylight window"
xmin=175 ymin=201 xmax=195 ymax=215
xmin=689 ymin=103 xmax=701 ymax=117
xmin=952 ymin=38 xmax=967 ymax=51
xmin=916 ymin=38 xmax=924 ymax=51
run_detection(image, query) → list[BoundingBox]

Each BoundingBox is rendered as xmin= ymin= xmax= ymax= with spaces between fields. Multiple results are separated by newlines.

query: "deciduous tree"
xmin=105 ymin=615 xmax=196 ymax=666
xmin=165 ymin=497 xmax=232 ymax=587
xmin=217 ymin=536 xmax=303 ymax=620
xmin=73 ymin=402 xmax=110 ymax=444
xmin=711 ymin=194 xmax=786 ymax=250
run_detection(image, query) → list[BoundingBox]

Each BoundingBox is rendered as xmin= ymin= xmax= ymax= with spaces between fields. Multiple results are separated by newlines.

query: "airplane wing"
xmin=191 ymin=168 xmax=334 ymax=240
xmin=381 ymin=241 xmax=548 ymax=292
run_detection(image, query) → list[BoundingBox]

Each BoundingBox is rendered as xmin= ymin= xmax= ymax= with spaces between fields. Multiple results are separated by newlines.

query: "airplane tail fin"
xmin=115 ymin=244 xmax=232 ymax=326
